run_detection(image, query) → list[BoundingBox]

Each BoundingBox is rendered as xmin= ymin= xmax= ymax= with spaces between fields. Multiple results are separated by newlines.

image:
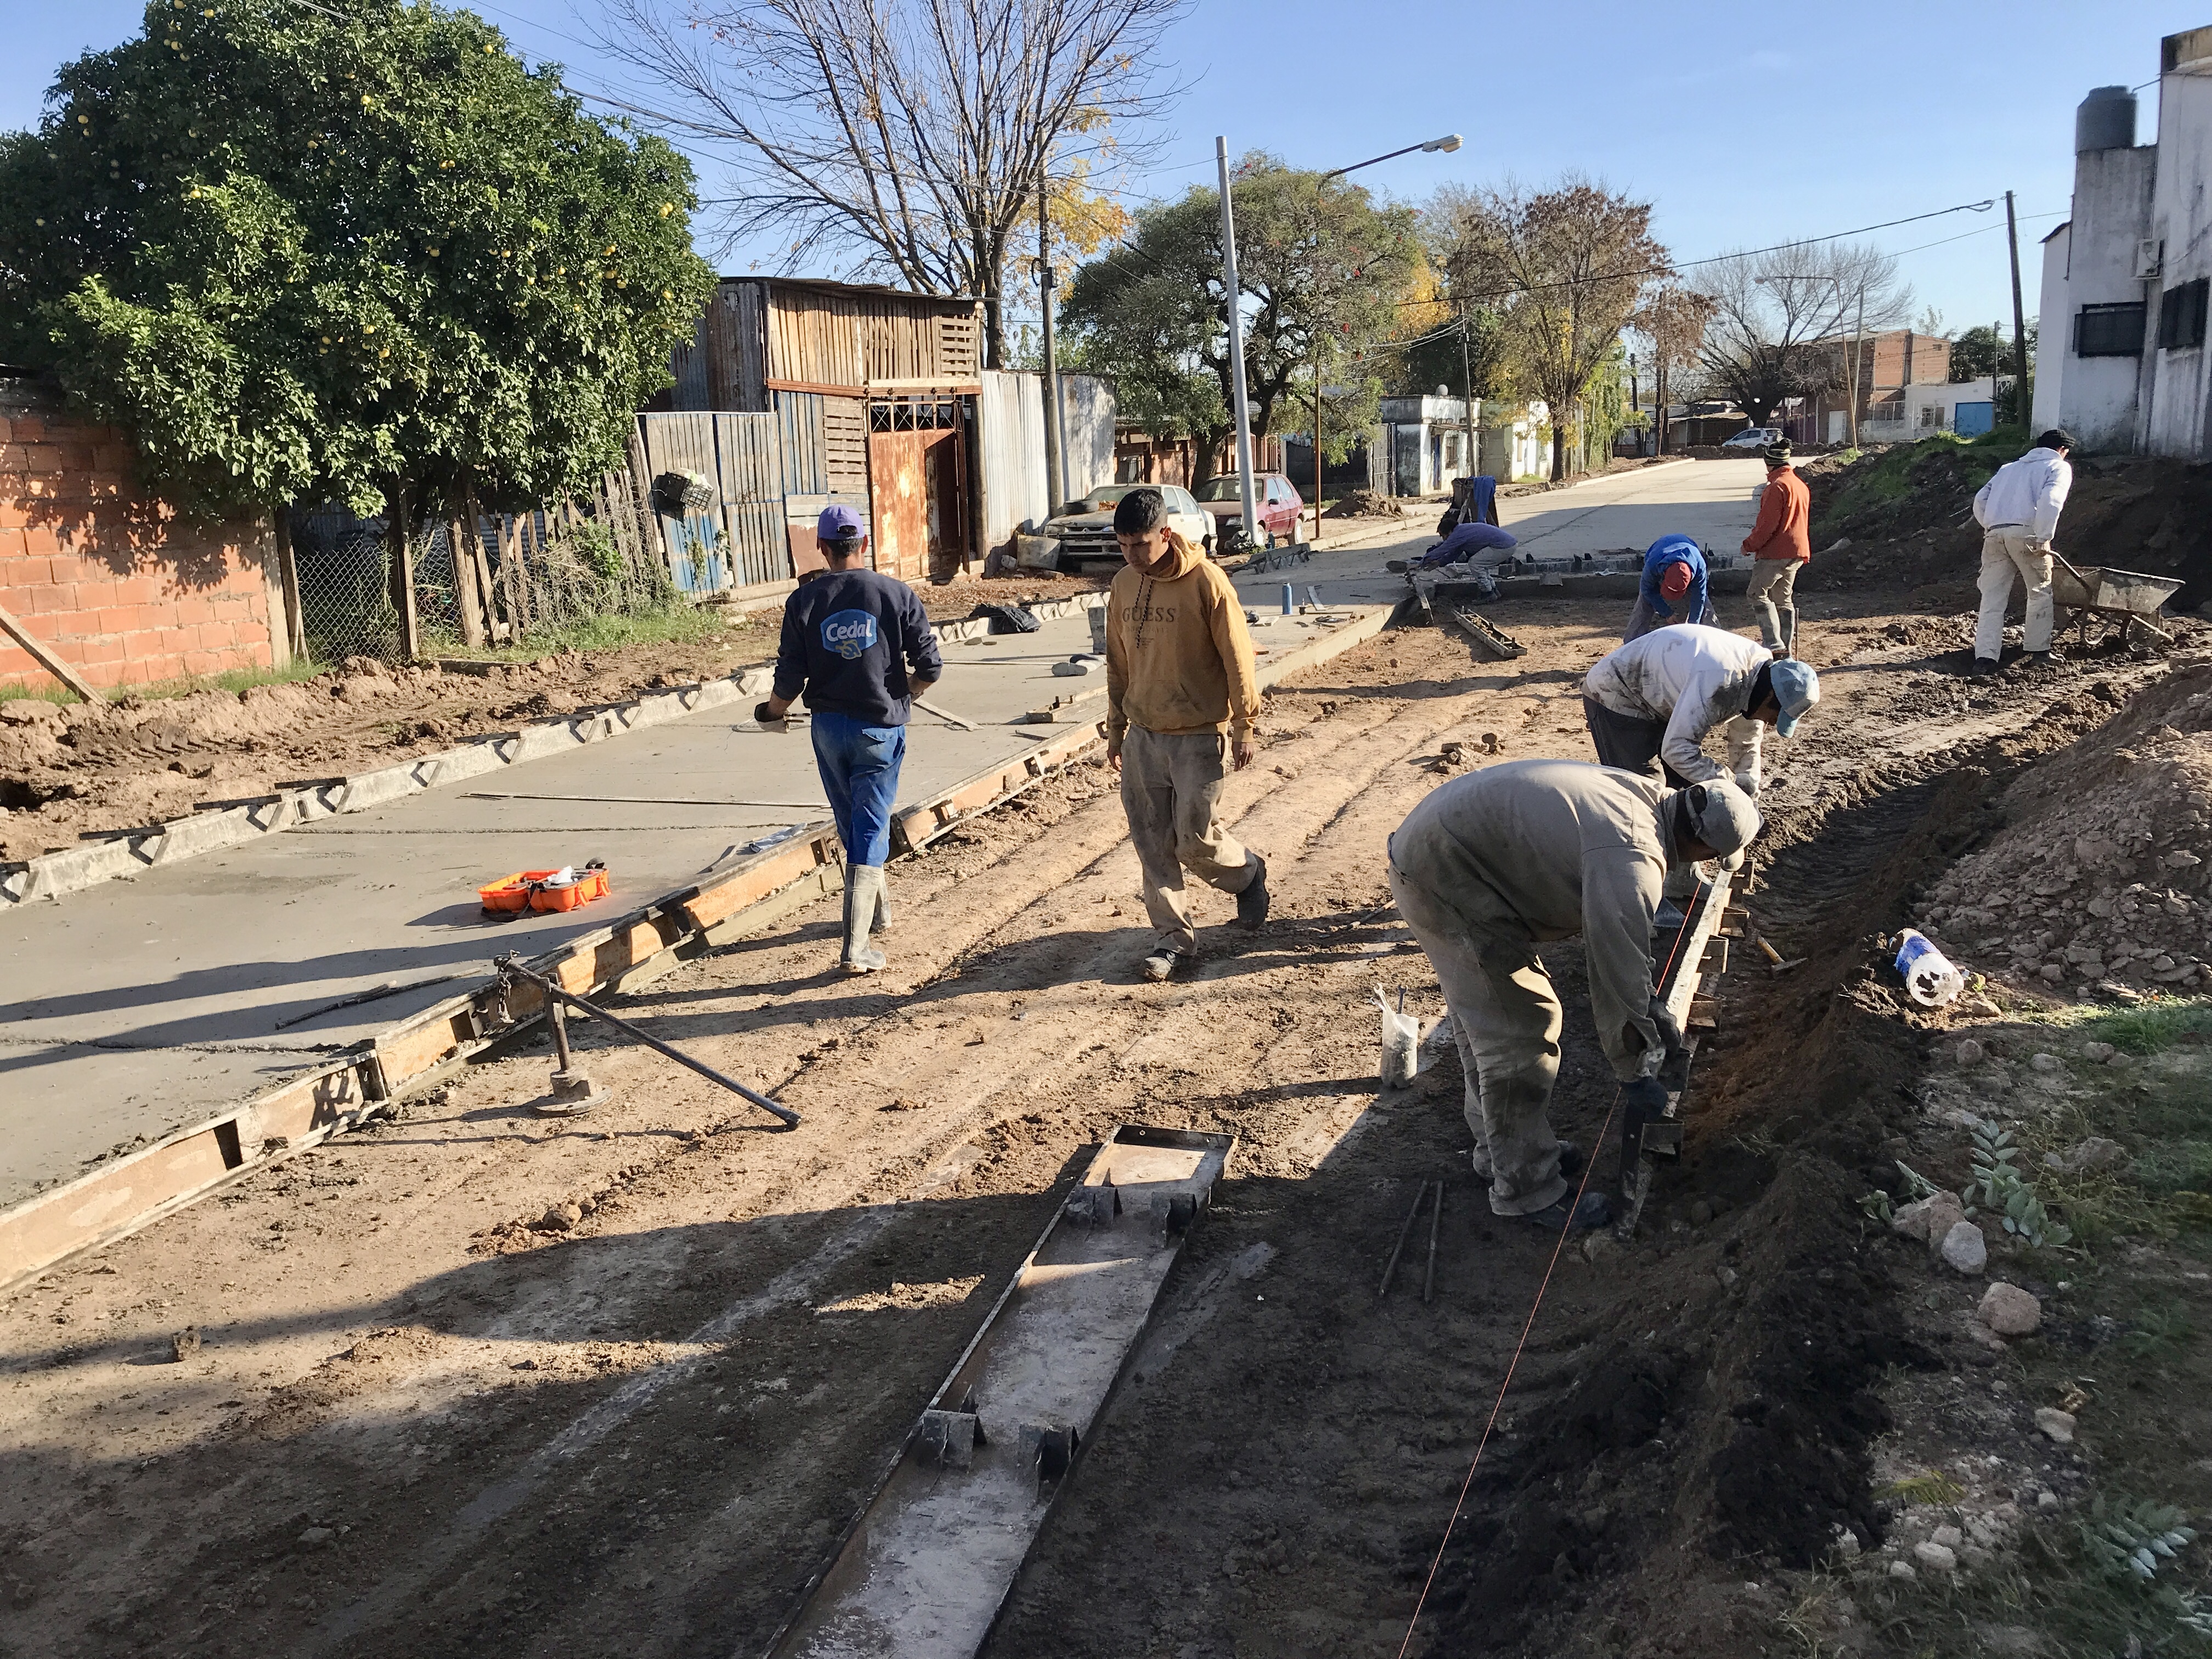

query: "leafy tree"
xmin=0 ymin=0 xmax=716 ymax=538
xmin=1432 ymin=177 xmax=1669 ymax=480
xmin=1951 ymin=320 xmax=2036 ymax=382
xmin=1060 ymin=154 xmax=1421 ymax=482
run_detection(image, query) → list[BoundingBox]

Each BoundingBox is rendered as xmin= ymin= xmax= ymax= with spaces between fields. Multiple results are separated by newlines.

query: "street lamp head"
xmin=1423 ymin=134 xmax=1463 ymax=154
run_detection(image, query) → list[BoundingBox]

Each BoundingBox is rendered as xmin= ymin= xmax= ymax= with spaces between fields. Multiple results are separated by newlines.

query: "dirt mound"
xmin=1912 ymin=661 xmax=2212 ymax=997
xmin=1325 ymin=488 xmax=1403 ymax=519
xmin=1802 ymin=436 xmax=2212 ymax=617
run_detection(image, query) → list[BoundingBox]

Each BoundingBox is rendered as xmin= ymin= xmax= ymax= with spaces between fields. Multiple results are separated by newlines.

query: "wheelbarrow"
xmin=2049 ymin=550 xmax=2185 ymax=654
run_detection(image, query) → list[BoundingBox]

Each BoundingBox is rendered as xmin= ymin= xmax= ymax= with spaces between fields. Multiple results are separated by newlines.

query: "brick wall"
xmin=0 ymin=382 xmax=285 ymax=695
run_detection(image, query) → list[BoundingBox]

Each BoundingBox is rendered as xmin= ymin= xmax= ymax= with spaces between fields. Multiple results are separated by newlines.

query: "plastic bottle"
xmin=1894 ymin=929 xmax=1966 ymax=1007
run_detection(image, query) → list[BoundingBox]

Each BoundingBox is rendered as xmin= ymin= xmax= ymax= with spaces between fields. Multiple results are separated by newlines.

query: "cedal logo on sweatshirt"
xmin=821 ymin=610 xmax=878 ymax=661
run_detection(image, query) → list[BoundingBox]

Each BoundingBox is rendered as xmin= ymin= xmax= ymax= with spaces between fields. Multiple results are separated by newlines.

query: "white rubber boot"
xmin=841 ymin=865 xmax=888 ymax=974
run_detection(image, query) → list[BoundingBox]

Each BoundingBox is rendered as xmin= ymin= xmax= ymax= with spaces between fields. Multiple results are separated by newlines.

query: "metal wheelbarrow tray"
xmin=2050 ymin=561 xmax=2185 ymax=650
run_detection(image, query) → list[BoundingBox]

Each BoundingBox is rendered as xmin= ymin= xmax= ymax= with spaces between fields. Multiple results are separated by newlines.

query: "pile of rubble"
xmin=1322 ymin=489 xmax=1403 ymax=520
xmin=1912 ymin=669 xmax=2212 ymax=996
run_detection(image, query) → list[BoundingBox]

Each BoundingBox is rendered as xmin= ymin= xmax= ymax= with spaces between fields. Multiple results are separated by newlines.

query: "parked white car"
xmin=1042 ymin=484 xmax=1214 ymax=569
xmin=1720 ymin=426 xmax=1783 ymax=452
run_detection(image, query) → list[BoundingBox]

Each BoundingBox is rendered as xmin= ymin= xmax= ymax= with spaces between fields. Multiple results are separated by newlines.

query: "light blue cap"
xmin=1769 ymin=659 xmax=1819 ymax=737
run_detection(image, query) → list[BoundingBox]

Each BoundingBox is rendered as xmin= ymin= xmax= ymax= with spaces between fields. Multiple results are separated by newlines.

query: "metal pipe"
xmin=1421 ymin=1181 xmax=1442 ymax=1303
xmin=1378 ymin=1178 xmax=1426 ymax=1297
xmin=496 ymin=956 xmax=800 ymax=1127
xmin=1040 ymin=175 xmax=1067 ymax=512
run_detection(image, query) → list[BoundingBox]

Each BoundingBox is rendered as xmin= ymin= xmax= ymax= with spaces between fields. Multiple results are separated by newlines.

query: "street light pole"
xmin=1039 ymin=176 xmax=1067 ymax=512
xmin=1215 ymin=136 xmax=1260 ymax=549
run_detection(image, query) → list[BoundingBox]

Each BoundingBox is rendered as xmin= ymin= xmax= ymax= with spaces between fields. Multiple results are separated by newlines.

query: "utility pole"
xmin=1458 ymin=311 xmax=1478 ymax=483
xmin=1312 ymin=371 xmax=1324 ymax=542
xmin=1039 ymin=178 xmax=1067 ymax=511
xmin=2005 ymin=190 xmax=2032 ymax=427
xmin=1215 ymin=136 xmax=1259 ymax=549
xmin=1847 ymin=280 xmax=1865 ymax=450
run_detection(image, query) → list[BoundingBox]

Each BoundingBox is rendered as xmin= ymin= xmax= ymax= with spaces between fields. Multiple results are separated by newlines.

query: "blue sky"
xmin=8 ymin=0 xmax=2209 ymax=338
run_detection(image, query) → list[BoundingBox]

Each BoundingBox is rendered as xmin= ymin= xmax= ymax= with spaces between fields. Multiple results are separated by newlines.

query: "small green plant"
xmin=2120 ymin=1300 xmax=2197 ymax=1362
xmin=571 ymin=520 xmax=623 ymax=585
xmin=2080 ymin=1497 xmax=2197 ymax=1582
xmin=1860 ymin=1189 xmax=1895 ymax=1225
xmin=1884 ymin=1470 xmax=1966 ymax=1506
xmin=1895 ymin=1159 xmax=1937 ymax=1200
xmin=1963 ymin=1122 xmax=2073 ymax=1248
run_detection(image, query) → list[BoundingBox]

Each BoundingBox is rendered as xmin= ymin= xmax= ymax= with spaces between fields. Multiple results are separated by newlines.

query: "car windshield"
xmin=1193 ymin=478 xmax=1247 ymax=502
xmin=1062 ymin=484 xmax=1143 ymax=515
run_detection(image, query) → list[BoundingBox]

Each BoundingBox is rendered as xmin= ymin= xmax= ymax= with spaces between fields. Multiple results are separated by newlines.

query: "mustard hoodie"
xmin=1104 ymin=529 xmax=1261 ymax=751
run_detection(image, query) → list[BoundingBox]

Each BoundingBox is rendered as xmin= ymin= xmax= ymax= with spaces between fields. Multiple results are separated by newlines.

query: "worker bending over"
xmin=758 ymin=505 xmax=943 ymax=974
xmin=1105 ymin=488 xmax=1269 ymax=981
xmin=1624 ymin=533 xmax=1713 ymax=641
xmin=1741 ymin=439 xmax=1810 ymax=656
xmin=1387 ymin=761 xmax=1763 ymax=1229
xmin=1970 ymin=428 xmax=2075 ymax=675
xmin=1582 ymin=623 xmax=1818 ymax=793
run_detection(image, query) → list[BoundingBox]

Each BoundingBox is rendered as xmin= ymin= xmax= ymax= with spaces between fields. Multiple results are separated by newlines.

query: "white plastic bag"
xmin=1374 ymin=986 xmax=1419 ymax=1089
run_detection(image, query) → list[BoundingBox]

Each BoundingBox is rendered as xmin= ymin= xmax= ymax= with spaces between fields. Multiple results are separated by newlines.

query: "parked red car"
xmin=1194 ymin=472 xmax=1307 ymax=553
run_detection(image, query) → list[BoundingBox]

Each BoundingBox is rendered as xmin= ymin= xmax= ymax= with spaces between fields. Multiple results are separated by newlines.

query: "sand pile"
xmin=1912 ymin=663 xmax=2212 ymax=995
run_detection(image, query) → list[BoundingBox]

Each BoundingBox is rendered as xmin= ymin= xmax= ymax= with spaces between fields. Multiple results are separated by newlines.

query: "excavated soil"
xmin=1 ymin=583 xmax=2204 ymax=1659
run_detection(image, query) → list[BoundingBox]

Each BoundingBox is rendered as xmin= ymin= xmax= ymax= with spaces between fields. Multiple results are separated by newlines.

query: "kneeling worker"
xmin=1387 ymin=761 xmax=1763 ymax=1229
xmin=758 ymin=505 xmax=943 ymax=974
xmin=1583 ymin=624 xmax=1819 ymax=793
xmin=1624 ymin=533 xmax=1713 ymax=642
xmin=1105 ymin=487 xmax=1268 ymax=981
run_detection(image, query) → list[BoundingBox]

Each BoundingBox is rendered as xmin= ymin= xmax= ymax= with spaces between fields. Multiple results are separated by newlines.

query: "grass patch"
xmin=1814 ymin=425 xmax=2035 ymax=537
xmin=2 ymin=658 xmax=330 ymax=705
xmin=424 ymin=601 xmax=754 ymax=663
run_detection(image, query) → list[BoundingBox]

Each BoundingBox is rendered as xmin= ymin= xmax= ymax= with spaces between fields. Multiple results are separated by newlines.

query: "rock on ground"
xmin=1979 ymin=1282 xmax=2042 ymax=1336
xmin=1940 ymin=1220 xmax=1988 ymax=1275
xmin=2034 ymin=1407 xmax=2078 ymax=1444
xmin=1914 ymin=1540 xmax=1958 ymax=1572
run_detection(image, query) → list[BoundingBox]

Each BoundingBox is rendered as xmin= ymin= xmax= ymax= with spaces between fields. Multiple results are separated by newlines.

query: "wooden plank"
xmin=0 ymin=600 xmax=102 ymax=701
xmin=680 ymin=832 xmax=839 ymax=931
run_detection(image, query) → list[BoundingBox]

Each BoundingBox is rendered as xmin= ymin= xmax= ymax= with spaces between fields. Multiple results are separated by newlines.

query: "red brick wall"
xmin=0 ymin=384 xmax=283 ymax=695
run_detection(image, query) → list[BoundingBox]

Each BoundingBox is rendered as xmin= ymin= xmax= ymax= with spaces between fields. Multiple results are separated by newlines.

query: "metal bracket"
xmin=1018 ymin=1424 xmax=1081 ymax=1496
xmin=917 ymin=1408 xmax=984 ymax=1470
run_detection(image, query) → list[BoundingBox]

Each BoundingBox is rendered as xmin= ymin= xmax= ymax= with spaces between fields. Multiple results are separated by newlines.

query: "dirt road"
xmin=1 ymin=562 xmax=2201 ymax=1658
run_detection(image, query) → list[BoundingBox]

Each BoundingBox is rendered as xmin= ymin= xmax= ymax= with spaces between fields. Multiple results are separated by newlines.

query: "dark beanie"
xmin=2036 ymin=428 xmax=2076 ymax=453
xmin=1113 ymin=488 xmax=1167 ymax=534
xmin=1761 ymin=441 xmax=1793 ymax=467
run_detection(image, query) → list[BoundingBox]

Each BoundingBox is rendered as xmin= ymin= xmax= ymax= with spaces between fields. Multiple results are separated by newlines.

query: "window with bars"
xmin=2159 ymin=278 xmax=2209 ymax=350
xmin=2074 ymin=301 xmax=2147 ymax=357
xmin=867 ymin=398 xmax=963 ymax=432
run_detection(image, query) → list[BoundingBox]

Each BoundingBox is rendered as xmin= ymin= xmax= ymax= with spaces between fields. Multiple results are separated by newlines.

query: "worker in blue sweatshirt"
xmin=1623 ymin=533 xmax=1714 ymax=641
xmin=758 ymin=505 xmax=943 ymax=974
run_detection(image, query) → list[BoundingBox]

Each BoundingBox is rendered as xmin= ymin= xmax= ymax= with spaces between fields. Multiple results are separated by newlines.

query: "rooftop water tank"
xmin=2076 ymin=85 xmax=2138 ymax=152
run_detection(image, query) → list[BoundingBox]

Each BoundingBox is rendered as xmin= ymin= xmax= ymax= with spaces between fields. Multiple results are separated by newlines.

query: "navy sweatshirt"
xmin=772 ymin=568 xmax=943 ymax=727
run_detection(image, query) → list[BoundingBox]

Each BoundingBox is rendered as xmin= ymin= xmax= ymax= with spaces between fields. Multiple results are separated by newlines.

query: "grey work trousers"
xmin=1386 ymin=862 xmax=1571 ymax=1217
xmin=1119 ymin=725 xmax=1258 ymax=953
xmin=1582 ymin=697 xmax=1693 ymax=788
xmin=1745 ymin=558 xmax=1800 ymax=650
xmin=1974 ymin=527 xmax=2056 ymax=659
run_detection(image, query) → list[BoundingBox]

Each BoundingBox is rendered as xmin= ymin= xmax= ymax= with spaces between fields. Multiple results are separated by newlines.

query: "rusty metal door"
xmin=868 ymin=429 xmax=929 ymax=581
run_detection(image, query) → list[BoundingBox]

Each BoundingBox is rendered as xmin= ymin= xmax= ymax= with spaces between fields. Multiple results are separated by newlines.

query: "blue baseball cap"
xmin=816 ymin=503 xmax=864 ymax=546
xmin=1768 ymin=659 xmax=1819 ymax=737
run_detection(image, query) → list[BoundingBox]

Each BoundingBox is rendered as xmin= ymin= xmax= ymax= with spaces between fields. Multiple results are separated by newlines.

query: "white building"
xmin=2036 ymin=29 xmax=2212 ymax=456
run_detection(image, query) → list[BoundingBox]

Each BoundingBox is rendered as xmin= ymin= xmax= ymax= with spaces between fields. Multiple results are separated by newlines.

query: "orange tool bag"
xmin=478 ymin=861 xmax=611 ymax=916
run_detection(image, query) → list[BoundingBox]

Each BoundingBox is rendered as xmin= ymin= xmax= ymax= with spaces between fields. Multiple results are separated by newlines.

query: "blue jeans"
xmin=811 ymin=710 xmax=906 ymax=867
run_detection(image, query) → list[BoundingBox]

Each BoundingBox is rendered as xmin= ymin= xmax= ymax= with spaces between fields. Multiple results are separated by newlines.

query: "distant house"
xmin=2033 ymin=39 xmax=2212 ymax=459
xmin=655 ymin=276 xmax=1110 ymax=592
xmin=1362 ymin=397 xmax=1548 ymax=495
xmin=1799 ymin=330 xmax=1953 ymax=444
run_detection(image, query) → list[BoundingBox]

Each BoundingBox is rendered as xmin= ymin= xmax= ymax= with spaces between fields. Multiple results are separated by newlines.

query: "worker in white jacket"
xmin=1387 ymin=761 xmax=1763 ymax=1231
xmin=1969 ymin=430 xmax=2074 ymax=674
xmin=1582 ymin=624 xmax=1820 ymax=795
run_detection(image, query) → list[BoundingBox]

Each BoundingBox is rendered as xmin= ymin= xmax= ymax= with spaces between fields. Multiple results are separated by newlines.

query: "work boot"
xmin=1516 ymin=1191 xmax=1612 ymax=1233
xmin=1475 ymin=1140 xmax=1584 ymax=1187
xmin=840 ymin=865 xmax=888 ymax=974
xmin=871 ymin=870 xmax=890 ymax=939
xmin=1779 ymin=605 xmax=1797 ymax=659
xmin=1142 ymin=944 xmax=1186 ymax=981
xmin=1969 ymin=657 xmax=2000 ymax=676
xmin=1235 ymin=855 xmax=1271 ymax=927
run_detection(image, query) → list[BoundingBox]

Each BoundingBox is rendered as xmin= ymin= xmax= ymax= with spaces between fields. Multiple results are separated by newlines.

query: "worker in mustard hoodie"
xmin=1103 ymin=488 xmax=1268 ymax=980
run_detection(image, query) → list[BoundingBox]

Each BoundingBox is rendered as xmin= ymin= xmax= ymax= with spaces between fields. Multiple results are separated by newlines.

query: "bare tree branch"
xmin=593 ymin=0 xmax=1187 ymax=365
xmin=1693 ymin=240 xmax=1912 ymax=426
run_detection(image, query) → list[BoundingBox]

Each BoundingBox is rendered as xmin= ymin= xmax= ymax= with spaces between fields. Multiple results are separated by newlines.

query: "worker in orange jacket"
xmin=1741 ymin=439 xmax=1810 ymax=657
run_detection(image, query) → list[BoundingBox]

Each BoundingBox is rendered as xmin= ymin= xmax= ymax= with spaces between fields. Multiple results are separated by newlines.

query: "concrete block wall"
xmin=0 ymin=385 xmax=283 ymax=694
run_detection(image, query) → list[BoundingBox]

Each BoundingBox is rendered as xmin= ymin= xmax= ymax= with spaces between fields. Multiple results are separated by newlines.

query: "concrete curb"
xmin=0 ymin=595 xmax=1108 ymax=908
xmin=0 ymin=604 xmax=1394 ymax=1291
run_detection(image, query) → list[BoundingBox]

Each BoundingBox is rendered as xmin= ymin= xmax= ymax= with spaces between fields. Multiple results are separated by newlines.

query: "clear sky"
xmin=7 ymin=0 xmax=2209 ymax=338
